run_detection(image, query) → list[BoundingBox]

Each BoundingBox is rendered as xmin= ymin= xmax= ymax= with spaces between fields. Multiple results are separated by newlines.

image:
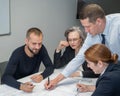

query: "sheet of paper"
xmin=0 ymin=69 xmax=96 ymax=96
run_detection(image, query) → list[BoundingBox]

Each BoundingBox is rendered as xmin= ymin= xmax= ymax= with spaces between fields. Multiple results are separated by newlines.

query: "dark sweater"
xmin=54 ymin=46 xmax=99 ymax=78
xmin=1 ymin=45 xmax=54 ymax=89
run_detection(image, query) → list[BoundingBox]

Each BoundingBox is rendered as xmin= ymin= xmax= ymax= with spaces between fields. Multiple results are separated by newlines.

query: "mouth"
xmin=71 ymin=45 xmax=76 ymax=47
xmin=34 ymin=49 xmax=39 ymax=52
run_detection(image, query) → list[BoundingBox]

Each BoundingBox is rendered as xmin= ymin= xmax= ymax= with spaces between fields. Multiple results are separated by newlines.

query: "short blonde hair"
xmin=26 ymin=27 xmax=43 ymax=38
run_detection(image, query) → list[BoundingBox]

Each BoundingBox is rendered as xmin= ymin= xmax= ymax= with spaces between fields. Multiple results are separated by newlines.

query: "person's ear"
xmin=96 ymin=18 xmax=102 ymax=25
xmin=97 ymin=60 xmax=103 ymax=68
xmin=25 ymin=38 xmax=28 ymax=45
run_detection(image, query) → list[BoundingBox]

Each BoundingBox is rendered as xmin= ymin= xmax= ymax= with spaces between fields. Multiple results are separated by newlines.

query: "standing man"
xmin=44 ymin=4 xmax=120 ymax=90
xmin=1 ymin=27 xmax=54 ymax=92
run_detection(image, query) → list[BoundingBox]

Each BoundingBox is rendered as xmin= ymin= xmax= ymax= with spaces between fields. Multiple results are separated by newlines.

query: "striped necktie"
xmin=101 ymin=34 xmax=105 ymax=44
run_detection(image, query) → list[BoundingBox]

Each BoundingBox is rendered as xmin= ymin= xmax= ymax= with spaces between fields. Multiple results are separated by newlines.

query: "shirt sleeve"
xmin=40 ymin=45 xmax=54 ymax=79
xmin=54 ymin=47 xmax=74 ymax=68
xmin=1 ymin=51 xmax=21 ymax=89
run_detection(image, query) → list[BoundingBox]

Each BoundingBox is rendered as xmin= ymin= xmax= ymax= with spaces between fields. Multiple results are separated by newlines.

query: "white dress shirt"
xmin=61 ymin=13 xmax=120 ymax=77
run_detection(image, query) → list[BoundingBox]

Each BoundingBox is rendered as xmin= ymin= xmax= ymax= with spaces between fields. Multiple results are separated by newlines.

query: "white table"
xmin=0 ymin=69 xmax=97 ymax=96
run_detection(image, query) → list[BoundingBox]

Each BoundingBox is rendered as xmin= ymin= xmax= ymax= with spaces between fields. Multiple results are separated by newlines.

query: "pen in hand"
xmin=75 ymin=80 xmax=81 ymax=96
xmin=75 ymin=88 xmax=79 ymax=96
xmin=47 ymin=77 xmax=50 ymax=85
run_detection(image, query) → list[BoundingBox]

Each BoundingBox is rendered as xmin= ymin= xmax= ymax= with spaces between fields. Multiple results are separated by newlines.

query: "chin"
xmin=93 ymin=71 xmax=97 ymax=74
xmin=95 ymin=71 xmax=99 ymax=74
xmin=71 ymin=47 xmax=76 ymax=49
xmin=33 ymin=51 xmax=39 ymax=54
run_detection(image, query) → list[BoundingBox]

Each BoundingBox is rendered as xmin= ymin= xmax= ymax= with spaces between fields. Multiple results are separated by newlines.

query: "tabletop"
xmin=0 ymin=69 xmax=97 ymax=96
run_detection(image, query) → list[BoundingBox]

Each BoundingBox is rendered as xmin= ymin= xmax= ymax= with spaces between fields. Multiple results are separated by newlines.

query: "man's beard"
xmin=27 ymin=46 xmax=39 ymax=55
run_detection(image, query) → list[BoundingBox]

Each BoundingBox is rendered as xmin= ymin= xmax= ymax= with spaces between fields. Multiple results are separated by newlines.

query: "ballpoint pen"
xmin=75 ymin=78 xmax=81 ymax=96
xmin=48 ymin=77 xmax=50 ymax=85
xmin=75 ymin=88 xmax=79 ymax=96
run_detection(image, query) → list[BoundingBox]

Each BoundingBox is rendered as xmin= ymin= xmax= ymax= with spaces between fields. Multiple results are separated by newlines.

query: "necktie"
xmin=101 ymin=34 xmax=105 ymax=44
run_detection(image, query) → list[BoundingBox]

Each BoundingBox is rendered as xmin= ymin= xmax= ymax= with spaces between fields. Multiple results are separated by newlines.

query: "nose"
xmin=35 ymin=44 xmax=41 ymax=49
xmin=71 ymin=40 xmax=74 ymax=44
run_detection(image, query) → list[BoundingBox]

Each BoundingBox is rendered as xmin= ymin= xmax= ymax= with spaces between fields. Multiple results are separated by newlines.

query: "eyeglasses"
xmin=68 ymin=38 xmax=80 ymax=42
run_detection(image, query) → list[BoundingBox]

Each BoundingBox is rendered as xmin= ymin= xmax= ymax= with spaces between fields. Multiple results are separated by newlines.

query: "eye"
xmin=32 ymin=43 xmax=37 ymax=46
xmin=38 ymin=43 xmax=42 ymax=46
xmin=68 ymin=38 xmax=80 ymax=42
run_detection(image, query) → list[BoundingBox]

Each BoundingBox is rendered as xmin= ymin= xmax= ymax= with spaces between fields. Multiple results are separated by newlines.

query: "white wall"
xmin=0 ymin=0 xmax=80 ymax=62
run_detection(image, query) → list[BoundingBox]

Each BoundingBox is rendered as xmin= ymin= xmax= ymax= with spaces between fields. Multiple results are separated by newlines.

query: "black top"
xmin=92 ymin=63 xmax=120 ymax=96
xmin=1 ymin=45 xmax=54 ymax=89
xmin=54 ymin=46 xmax=99 ymax=78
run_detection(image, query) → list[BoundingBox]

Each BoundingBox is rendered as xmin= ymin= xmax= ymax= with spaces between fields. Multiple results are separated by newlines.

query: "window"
xmin=0 ymin=0 xmax=10 ymax=36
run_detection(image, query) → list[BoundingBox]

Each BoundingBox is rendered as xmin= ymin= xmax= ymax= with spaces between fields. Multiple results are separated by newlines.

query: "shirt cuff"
xmin=79 ymin=71 xmax=83 ymax=77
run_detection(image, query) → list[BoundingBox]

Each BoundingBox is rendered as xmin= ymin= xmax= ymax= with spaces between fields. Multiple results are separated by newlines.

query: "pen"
xmin=77 ymin=88 xmax=79 ymax=91
xmin=75 ymin=88 xmax=79 ymax=96
xmin=47 ymin=77 xmax=50 ymax=85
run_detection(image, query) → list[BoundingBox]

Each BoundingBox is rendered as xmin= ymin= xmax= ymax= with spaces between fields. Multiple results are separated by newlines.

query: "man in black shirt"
xmin=1 ymin=27 xmax=54 ymax=92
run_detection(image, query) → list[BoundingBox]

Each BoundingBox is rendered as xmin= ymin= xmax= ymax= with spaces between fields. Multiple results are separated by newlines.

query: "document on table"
xmin=47 ymin=77 xmax=94 ymax=96
xmin=0 ymin=70 xmax=97 ymax=96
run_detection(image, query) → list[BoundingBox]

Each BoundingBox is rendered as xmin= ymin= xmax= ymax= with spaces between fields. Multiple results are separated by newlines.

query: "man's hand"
xmin=44 ymin=73 xmax=65 ymax=90
xmin=20 ymin=82 xmax=35 ymax=92
xmin=44 ymin=79 xmax=57 ymax=90
xmin=31 ymin=74 xmax=43 ymax=83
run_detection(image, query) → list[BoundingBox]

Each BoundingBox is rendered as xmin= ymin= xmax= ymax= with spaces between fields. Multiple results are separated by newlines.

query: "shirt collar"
xmin=102 ymin=17 xmax=110 ymax=36
xmin=100 ymin=65 xmax=108 ymax=76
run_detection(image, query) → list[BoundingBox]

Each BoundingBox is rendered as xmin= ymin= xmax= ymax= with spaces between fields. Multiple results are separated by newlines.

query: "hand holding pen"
xmin=44 ymin=77 xmax=58 ymax=90
xmin=47 ymin=77 xmax=50 ymax=85
xmin=75 ymin=87 xmax=80 ymax=96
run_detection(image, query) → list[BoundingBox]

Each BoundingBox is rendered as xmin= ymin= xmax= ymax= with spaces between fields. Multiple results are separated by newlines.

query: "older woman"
xmin=77 ymin=44 xmax=120 ymax=96
xmin=54 ymin=26 xmax=99 ymax=78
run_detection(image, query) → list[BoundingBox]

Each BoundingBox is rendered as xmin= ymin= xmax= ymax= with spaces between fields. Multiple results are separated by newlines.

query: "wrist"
xmin=39 ymin=74 xmax=43 ymax=79
xmin=87 ymin=85 xmax=95 ymax=92
xmin=54 ymin=73 xmax=64 ymax=83
xmin=56 ymin=48 xmax=61 ymax=53
xmin=79 ymin=71 xmax=83 ymax=77
xmin=20 ymin=83 xmax=24 ymax=90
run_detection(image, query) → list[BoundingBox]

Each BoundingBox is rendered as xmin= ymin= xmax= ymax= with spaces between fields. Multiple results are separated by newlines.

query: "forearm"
xmin=77 ymin=84 xmax=95 ymax=92
xmin=54 ymin=51 xmax=62 ymax=68
xmin=53 ymin=73 xmax=65 ymax=84
xmin=41 ymin=66 xmax=54 ymax=79
xmin=87 ymin=85 xmax=96 ymax=92
xmin=54 ymin=50 xmax=69 ymax=68
xmin=1 ymin=75 xmax=21 ymax=89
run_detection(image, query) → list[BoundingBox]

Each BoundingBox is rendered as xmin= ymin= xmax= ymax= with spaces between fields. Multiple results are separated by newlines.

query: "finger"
xmin=45 ymin=83 xmax=52 ymax=90
xmin=25 ymin=82 xmax=32 ymax=85
xmin=31 ymin=75 xmax=36 ymax=79
xmin=47 ymin=85 xmax=55 ymax=90
xmin=27 ymin=84 xmax=35 ymax=89
xmin=44 ymin=82 xmax=48 ymax=87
